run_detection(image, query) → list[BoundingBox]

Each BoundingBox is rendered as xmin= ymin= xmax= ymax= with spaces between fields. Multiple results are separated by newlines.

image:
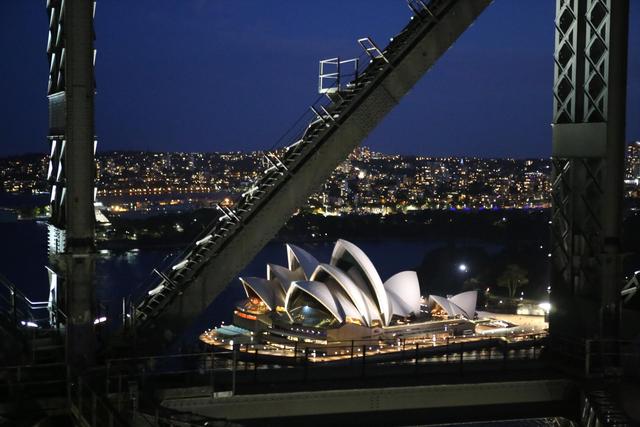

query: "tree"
xmin=463 ymin=276 xmax=481 ymax=291
xmin=497 ymin=264 xmax=529 ymax=298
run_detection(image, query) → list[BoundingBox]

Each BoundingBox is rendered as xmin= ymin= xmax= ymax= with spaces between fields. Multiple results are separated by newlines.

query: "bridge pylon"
xmin=550 ymin=0 xmax=629 ymax=355
xmin=46 ymin=0 xmax=98 ymax=369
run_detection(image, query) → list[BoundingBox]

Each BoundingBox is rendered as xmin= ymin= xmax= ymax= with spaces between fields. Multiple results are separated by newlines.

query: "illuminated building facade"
xmin=228 ymin=240 xmax=478 ymax=345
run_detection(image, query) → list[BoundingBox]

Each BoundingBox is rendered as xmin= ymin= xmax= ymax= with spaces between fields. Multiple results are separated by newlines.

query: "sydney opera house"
xmin=220 ymin=239 xmax=479 ymax=345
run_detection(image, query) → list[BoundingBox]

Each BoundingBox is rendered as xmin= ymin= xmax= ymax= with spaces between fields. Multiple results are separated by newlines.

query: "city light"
xmin=9 ymin=141 xmax=640 ymax=217
xmin=20 ymin=320 xmax=39 ymax=328
xmin=538 ymin=302 xmax=551 ymax=313
xmin=94 ymin=316 xmax=107 ymax=325
xmin=458 ymin=263 xmax=468 ymax=273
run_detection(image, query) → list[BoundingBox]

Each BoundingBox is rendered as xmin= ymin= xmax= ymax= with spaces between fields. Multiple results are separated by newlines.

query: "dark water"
xmin=0 ymin=221 xmax=502 ymax=332
xmin=0 ymin=193 xmax=49 ymax=209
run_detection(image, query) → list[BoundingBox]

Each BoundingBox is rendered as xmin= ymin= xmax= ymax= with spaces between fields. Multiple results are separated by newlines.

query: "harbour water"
xmin=0 ymin=220 xmax=503 ymax=333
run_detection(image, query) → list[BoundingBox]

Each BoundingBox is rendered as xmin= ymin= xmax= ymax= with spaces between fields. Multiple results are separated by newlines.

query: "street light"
xmin=458 ymin=263 xmax=468 ymax=273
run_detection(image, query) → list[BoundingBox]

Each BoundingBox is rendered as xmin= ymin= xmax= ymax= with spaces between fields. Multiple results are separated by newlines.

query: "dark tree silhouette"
xmin=497 ymin=264 xmax=529 ymax=297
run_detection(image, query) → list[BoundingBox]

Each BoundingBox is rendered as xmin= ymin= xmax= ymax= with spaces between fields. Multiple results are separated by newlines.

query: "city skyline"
xmin=2 ymin=144 xmax=638 ymax=218
xmin=2 ymin=1 xmax=639 ymax=158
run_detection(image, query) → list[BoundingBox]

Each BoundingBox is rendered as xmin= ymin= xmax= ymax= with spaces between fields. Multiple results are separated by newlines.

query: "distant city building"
xmin=1 ymin=144 xmax=638 ymax=217
xmin=626 ymin=141 xmax=640 ymax=180
xmin=624 ymin=142 xmax=640 ymax=199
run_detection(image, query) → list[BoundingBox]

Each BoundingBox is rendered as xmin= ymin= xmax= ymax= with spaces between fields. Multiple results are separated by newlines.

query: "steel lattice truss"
xmin=583 ymin=0 xmax=610 ymax=122
xmin=551 ymin=157 xmax=604 ymax=296
xmin=551 ymin=0 xmax=620 ymax=326
xmin=553 ymin=0 xmax=579 ymax=123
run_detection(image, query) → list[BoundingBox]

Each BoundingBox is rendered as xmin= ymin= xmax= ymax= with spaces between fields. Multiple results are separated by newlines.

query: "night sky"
xmin=1 ymin=1 xmax=638 ymax=158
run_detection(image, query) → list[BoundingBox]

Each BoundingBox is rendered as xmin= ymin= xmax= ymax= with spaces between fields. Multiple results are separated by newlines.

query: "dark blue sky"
xmin=1 ymin=1 xmax=638 ymax=158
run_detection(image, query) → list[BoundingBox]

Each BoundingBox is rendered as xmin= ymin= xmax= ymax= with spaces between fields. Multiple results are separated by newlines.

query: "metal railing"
xmin=69 ymin=374 xmax=133 ymax=427
xmin=3 ymin=335 xmax=635 ymax=425
xmin=0 ymin=359 xmax=220 ymax=426
xmin=232 ymin=334 xmax=547 ymax=368
xmin=5 ymin=334 xmax=638 ymax=424
xmin=319 ymin=57 xmax=360 ymax=94
xmin=96 ymin=335 xmax=547 ymax=401
xmin=0 ymin=272 xmax=50 ymax=329
xmin=548 ymin=335 xmax=640 ymax=379
xmin=580 ymin=389 xmax=634 ymax=427
xmin=104 ymin=350 xmax=236 ymax=398
xmin=0 ymin=361 xmax=67 ymax=400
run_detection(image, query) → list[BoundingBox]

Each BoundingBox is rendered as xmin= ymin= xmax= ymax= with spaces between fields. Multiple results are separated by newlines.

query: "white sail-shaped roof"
xmin=429 ymin=295 xmax=465 ymax=318
xmin=326 ymin=282 xmax=366 ymax=325
xmin=237 ymin=240 xmax=427 ymax=328
xmin=387 ymin=293 xmax=414 ymax=318
xmin=342 ymin=264 xmax=383 ymax=323
xmin=384 ymin=271 xmax=421 ymax=318
xmin=284 ymin=281 xmax=344 ymax=324
xmin=267 ymin=263 xmax=303 ymax=294
xmin=428 ymin=291 xmax=477 ymax=319
xmin=311 ymin=263 xmax=380 ymax=326
xmin=240 ymin=277 xmax=284 ymax=310
xmin=286 ymin=244 xmax=319 ymax=280
xmin=330 ymin=239 xmax=390 ymax=325
xmin=449 ymin=290 xmax=477 ymax=319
